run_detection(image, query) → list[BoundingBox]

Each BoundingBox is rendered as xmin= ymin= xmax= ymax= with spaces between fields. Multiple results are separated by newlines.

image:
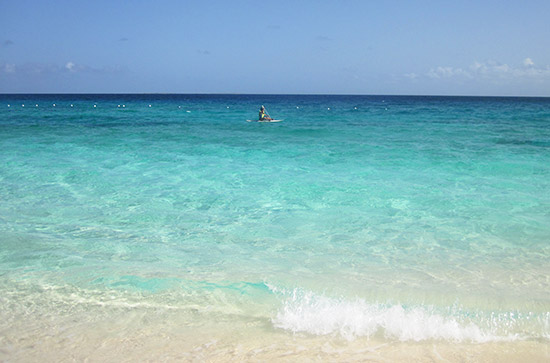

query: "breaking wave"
xmin=269 ymin=286 xmax=549 ymax=342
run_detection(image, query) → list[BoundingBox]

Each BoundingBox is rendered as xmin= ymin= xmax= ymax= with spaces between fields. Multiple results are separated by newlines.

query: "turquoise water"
xmin=1 ymin=95 xmax=549 ymax=344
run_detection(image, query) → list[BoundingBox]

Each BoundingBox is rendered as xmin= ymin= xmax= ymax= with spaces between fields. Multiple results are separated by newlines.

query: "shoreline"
xmin=2 ymin=307 xmax=549 ymax=362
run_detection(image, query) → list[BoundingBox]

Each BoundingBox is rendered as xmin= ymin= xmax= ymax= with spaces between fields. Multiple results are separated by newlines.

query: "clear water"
xmin=1 ymin=95 xmax=549 ymax=351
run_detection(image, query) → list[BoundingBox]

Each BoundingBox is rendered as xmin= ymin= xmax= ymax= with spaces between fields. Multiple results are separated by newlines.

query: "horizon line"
xmin=1 ymin=92 xmax=549 ymax=98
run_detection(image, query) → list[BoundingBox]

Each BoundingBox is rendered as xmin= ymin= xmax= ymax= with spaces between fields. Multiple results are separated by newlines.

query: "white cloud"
xmin=65 ymin=61 xmax=76 ymax=72
xmin=3 ymin=63 xmax=16 ymax=73
xmin=1 ymin=62 xmax=126 ymax=76
xmin=63 ymin=61 xmax=126 ymax=74
xmin=427 ymin=66 xmax=471 ymax=79
xmin=420 ymin=59 xmax=550 ymax=82
xmin=493 ymin=63 xmax=510 ymax=74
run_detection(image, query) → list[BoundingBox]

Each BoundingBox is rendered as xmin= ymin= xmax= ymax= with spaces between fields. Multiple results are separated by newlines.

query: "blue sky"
xmin=1 ymin=0 xmax=549 ymax=95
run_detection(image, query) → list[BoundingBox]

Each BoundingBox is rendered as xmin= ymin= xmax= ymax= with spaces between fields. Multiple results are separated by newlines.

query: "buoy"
xmin=22 ymin=104 xmax=25 ymax=107
xmin=226 ymin=106 xmax=229 ymax=108
xmin=296 ymin=106 xmax=299 ymax=109
xmin=7 ymin=104 xmax=10 ymax=107
xmin=36 ymin=104 xmax=38 ymax=107
xmin=122 ymin=105 xmax=125 ymax=108
xmin=186 ymin=110 xmax=191 ymax=113
xmin=149 ymin=104 xmax=151 ymax=107
xmin=178 ymin=106 xmax=181 ymax=109
xmin=328 ymin=107 xmax=330 ymax=110
xmin=53 ymin=104 xmax=56 ymax=107
xmin=71 ymin=104 xmax=73 ymax=107
xmin=94 ymin=105 xmax=97 ymax=108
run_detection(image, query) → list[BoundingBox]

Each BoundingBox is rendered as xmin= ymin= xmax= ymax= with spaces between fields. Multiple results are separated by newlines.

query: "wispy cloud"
xmin=119 ymin=37 xmax=129 ymax=42
xmin=420 ymin=58 xmax=550 ymax=81
xmin=64 ymin=61 xmax=125 ymax=74
xmin=1 ymin=61 xmax=126 ymax=75
xmin=2 ymin=40 xmax=14 ymax=47
xmin=315 ymin=35 xmax=332 ymax=42
xmin=427 ymin=66 xmax=472 ymax=79
xmin=267 ymin=25 xmax=281 ymax=30
xmin=197 ymin=49 xmax=211 ymax=55
xmin=0 ymin=62 xmax=57 ymax=74
xmin=404 ymin=72 xmax=419 ymax=80
xmin=65 ymin=61 xmax=76 ymax=72
xmin=2 ymin=63 xmax=16 ymax=73
xmin=470 ymin=59 xmax=550 ymax=79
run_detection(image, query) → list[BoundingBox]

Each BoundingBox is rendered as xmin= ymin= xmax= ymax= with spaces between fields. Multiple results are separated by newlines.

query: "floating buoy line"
xmin=5 ymin=104 xmax=376 ymax=112
xmin=4 ymin=103 xmax=196 ymax=113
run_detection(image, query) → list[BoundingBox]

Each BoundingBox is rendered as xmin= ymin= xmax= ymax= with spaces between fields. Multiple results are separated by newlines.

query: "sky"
xmin=1 ymin=0 xmax=549 ymax=96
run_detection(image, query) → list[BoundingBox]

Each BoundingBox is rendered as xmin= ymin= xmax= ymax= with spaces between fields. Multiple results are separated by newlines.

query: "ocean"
xmin=1 ymin=94 xmax=549 ymax=361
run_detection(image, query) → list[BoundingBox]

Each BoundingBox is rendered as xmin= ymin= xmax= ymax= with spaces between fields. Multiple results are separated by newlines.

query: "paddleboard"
xmin=247 ymin=119 xmax=283 ymax=123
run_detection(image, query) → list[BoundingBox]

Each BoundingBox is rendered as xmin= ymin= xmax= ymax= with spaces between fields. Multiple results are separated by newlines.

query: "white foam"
xmin=270 ymin=288 xmax=527 ymax=342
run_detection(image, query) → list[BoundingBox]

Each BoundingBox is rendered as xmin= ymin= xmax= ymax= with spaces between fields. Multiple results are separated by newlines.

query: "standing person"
xmin=259 ymin=105 xmax=272 ymax=121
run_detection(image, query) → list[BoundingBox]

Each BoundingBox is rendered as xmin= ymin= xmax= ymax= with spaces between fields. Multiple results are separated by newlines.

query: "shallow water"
xmin=1 ymin=94 xmax=549 ymax=360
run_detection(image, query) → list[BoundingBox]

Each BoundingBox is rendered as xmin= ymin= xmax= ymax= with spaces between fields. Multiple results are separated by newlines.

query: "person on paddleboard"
xmin=259 ymin=105 xmax=273 ymax=121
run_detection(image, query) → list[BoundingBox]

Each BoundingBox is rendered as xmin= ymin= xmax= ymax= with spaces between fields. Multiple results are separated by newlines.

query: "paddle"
xmin=264 ymin=107 xmax=272 ymax=120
